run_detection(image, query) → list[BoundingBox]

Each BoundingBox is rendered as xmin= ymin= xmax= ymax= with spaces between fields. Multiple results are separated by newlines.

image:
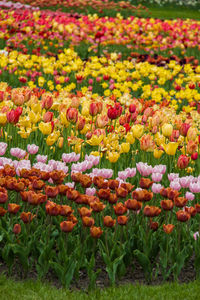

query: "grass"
xmin=37 ymin=3 xmax=200 ymax=20
xmin=0 ymin=275 xmax=200 ymax=300
xmin=146 ymin=6 xmax=200 ymax=20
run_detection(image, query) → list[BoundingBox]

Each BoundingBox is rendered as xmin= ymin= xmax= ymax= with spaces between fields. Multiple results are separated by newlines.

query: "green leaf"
xmin=133 ymin=249 xmax=152 ymax=281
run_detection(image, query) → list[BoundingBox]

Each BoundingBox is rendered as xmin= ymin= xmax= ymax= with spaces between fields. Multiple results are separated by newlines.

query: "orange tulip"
xmin=125 ymin=199 xmax=142 ymax=211
xmin=90 ymin=226 xmax=103 ymax=238
xmin=143 ymin=205 xmax=161 ymax=217
xmin=163 ymin=224 xmax=175 ymax=234
xmin=60 ymin=221 xmax=76 ymax=233
xmin=103 ymin=216 xmax=116 ymax=228
xmin=161 ymin=200 xmax=174 ymax=211
xmin=13 ymin=224 xmax=21 ymax=235
xmin=114 ymin=202 xmax=127 ymax=215
xmin=8 ymin=203 xmax=20 ymax=214
xmin=117 ymin=216 xmax=128 ymax=225
xmin=82 ymin=216 xmax=95 ymax=227
xmin=78 ymin=207 xmax=92 ymax=217
xmin=176 ymin=210 xmax=190 ymax=222
xmin=20 ymin=212 xmax=35 ymax=224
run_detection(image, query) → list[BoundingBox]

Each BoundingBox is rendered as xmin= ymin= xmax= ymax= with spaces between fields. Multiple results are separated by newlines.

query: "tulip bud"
xmin=13 ymin=224 xmax=21 ymax=235
xmin=191 ymin=152 xmax=198 ymax=160
xmin=43 ymin=111 xmax=53 ymax=123
xmin=129 ymin=103 xmax=136 ymax=113
xmin=180 ymin=123 xmax=190 ymax=137
xmin=162 ymin=123 xmax=173 ymax=137
xmin=89 ymin=102 xmax=98 ymax=116
xmin=66 ymin=107 xmax=78 ymax=123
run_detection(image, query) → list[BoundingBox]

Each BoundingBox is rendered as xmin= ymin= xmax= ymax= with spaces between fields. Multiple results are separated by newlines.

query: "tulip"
xmin=82 ymin=216 xmax=95 ymax=227
xmin=143 ymin=205 xmax=161 ymax=217
xmin=90 ymin=201 xmax=105 ymax=212
xmin=174 ymin=197 xmax=188 ymax=208
xmin=103 ymin=216 xmax=116 ymax=227
xmin=125 ymin=199 xmax=142 ymax=211
xmin=27 ymin=144 xmax=39 ymax=155
xmin=78 ymin=207 xmax=92 ymax=217
xmin=185 ymin=192 xmax=195 ymax=201
xmin=108 ymin=152 xmax=120 ymax=163
xmin=13 ymin=224 xmax=21 ymax=235
xmin=180 ymin=123 xmax=190 ymax=137
xmin=39 ymin=122 xmax=52 ymax=135
xmin=176 ymin=210 xmax=190 ymax=222
xmin=162 ymin=142 xmax=178 ymax=155
xmin=117 ymin=216 xmax=128 ymax=225
xmin=90 ymin=226 xmax=103 ymax=238
xmin=153 ymin=148 xmax=164 ymax=159
xmin=8 ymin=203 xmax=20 ymax=214
xmin=177 ymin=155 xmax=190 ymax=169
xmin=0 ymin=207 xmax=7 ymax=217
xmin=20 ymin=212 xmax=34 ymax=224
xmin=150 ymin=221 xmax=159 ymax=231
xmin=66 ymin=107 xmax=78 ymax=123
xmin=140 ymin=134 xmax=154 ymax=152
xmin=162 ymin=124 xmax=173 ymax=137
xmin=60 ymin=205 xmax=73 ymax=216
xmin=163 ymin=224 xmax=174 ymax=234
xmin=132 ymin=124 xmax=144 ymax=138
xmin=114 ymin=202 xmax=127 ymax=215
xmin=161 ymin=200 xmax=174 ymax=211
xmin=89 ymin=102 xmax=99 ymax=116
xmin=129 ymin=103 xmax=136 ymax=113
xmin=191 ymin=152 xmax=198 ymax=160
xmin=60 ymin=221 xmax=76 ymax=233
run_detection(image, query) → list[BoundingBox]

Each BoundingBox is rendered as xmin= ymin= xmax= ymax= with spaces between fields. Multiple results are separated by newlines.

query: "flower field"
xmin=0 ymin=0 xmax=200 ymax=289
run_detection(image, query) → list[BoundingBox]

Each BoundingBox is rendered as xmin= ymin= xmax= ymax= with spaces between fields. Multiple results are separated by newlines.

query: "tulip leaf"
xmin=133 ymin=249 xmax=152 ymax=281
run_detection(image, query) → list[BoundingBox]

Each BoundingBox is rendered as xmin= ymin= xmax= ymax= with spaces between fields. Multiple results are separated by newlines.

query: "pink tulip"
xmin=189 ymin=182 xmax=200 ymax=193
xmin=136 ymin=162 xmax=152 ymax=177
xmin=152 ymin=165 xmax=166 ymax=174
xmin=65 ymin=182 xmax=75 ymax=189
xmin=86 ymin=188 xmax=96 ymax=196
xmin=151 ymin=183 xmax=163 ymax=194
xmin=36 ymin=155 xmax=48 ymax=163
xmin=151 ymin=173 xmax=163 ymax=182
xmin=168 ymin=173 xmax=179 ymax=182
xmin=0 ymin=142 xmax=7 ymax=156
xmin=193 ymin=232 xmax=199 ymax=241
xmin=185 ymin=191 xmax=195 ymax=201
xmin=179 ymin=177 xmax=191 ymax=188
xmin=10 ymin=147 xmax=26 ymax=159
xmin=170 ymin=180 xmax=181 ymax=191
xmin=27 ymin=144 xmax=39 ymax=155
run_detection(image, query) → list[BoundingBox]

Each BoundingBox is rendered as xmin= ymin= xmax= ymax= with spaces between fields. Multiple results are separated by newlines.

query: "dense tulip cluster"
xmin=0 ymin=0 xmax=200 ymax=289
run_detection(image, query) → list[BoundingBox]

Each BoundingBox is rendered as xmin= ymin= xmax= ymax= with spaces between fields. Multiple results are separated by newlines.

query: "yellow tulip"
xmin=87 ymin=135 xmax=103 ymax=146
xmin=126 ymin=132 xmax=135 ymax=144
xmin=46 ymin=131 xmax=60 ymax=146
xmin=0 ymin=113 xmax=7 ymax=125
xmin=60 ymin=112 xmax=69 ymax=127
xmin=108 ymin=151 xmax=120 ymax=163
xmin=90 ymin=151 xmax=102 ymax=157
xmin=29 ymin=111 xmax=41 ymax=123
xmin=187 ymin=127 xmax=198 ymax=141
xmin=57 ymin=137 xmax=64 ymax=148
xmin=131 ymin=124 xmax=144 ymax=139
xmin=162 ymin=123 xmax=173 ymax=137
xmin=39 ymin=122 xmax=52 ymax=135
xmin=153 ymin=148 xmax=164 ymax=159
xmin=74 ymin=143 xmax=81 ymax=154
xmin=120 ymin=142 xmax=130 ymax=153
xmin=154 ymin=132 xmax=165 ymax=146
xmin=162 ymin=142 xmax=178 ymax=156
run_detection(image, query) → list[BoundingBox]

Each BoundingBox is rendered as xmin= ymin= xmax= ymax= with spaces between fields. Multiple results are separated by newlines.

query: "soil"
xmin=0 ymin=254 xmax=196 ymax=291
